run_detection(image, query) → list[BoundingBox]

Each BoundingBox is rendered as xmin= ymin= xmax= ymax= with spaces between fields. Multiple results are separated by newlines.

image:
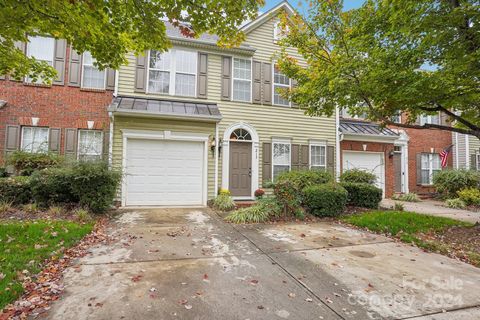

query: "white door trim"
xmin=394 ymin=130 xmax=410 ymax=193
xmin=221 ymin=122 xmax=259 ymax=200
xmin=342 ymin=150 xmax=386 ymax=198
xmin=121 ymin=129 xmax=209 ymax=207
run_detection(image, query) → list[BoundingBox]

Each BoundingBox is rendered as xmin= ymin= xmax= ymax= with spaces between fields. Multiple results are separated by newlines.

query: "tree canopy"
xmin=0 ymin=0 xmax=262 ymax=81
xmin=278 ymin=0 xmax=480 ymax=138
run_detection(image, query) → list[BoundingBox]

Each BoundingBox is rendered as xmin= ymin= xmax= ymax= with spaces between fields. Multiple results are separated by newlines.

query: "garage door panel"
xmin=343 ymin=151 xmax=385 ymax=196
xmin=125 ymin=139 xmax=205 ymax=206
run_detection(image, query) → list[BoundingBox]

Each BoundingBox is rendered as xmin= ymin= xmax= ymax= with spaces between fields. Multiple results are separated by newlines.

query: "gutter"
xmin=214 ymin=123 xmax=219 ymax=197
xmin=108 ymin=111 xmax=114 ymax=168
xmin=109 ymin=109 xmax=222 ymax=123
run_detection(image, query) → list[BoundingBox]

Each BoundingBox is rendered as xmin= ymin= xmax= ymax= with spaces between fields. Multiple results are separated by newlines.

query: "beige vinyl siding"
xmin=470 ymin=136 xmax=480 ymax=154
xmin=454 ymin=132 xmax=468 ymax=169
xmin=112 ymin=116 xmax=216 ymax=198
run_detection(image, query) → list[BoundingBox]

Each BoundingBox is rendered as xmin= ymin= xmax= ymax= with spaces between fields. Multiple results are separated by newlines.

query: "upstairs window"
xmin=148 ymin=49 xmax=197 ymax=97
xmin=340 ymin=108 xmax=367 ymax=120
xmin=310 ymin=144 xmax=326 ymax=170
xmin=82 ymin=52 xmax=106 ymax=89
xmin=420 ymin=153 xmax=441 ymax=184
xmin=273 ymin=64 xmax=290 ymax=106
xmin=391 ymin=111 xmax=402 ymax=123
xmin=232 ymin=58 xmax=252 ymax=102
xmin=272 ymin=141 xmax=291 ymax=180
xmin=26 ymin=36 xmax=55 ymax=84
xmin=273 ymin=22 xmax=289 ymax=42
xmin=420 ymin=114 xmax=439 ymax=125
xmin=21 ymin=127 xmax=49 ymax=153
xmin=78 ymin=130 xmax=103 ymax=161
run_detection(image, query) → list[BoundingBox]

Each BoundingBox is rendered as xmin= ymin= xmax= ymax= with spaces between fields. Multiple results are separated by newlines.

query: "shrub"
xmin=274 ymin=179 xmax=304 ymax=217
xmin=0 ymin=176 xmax=32 ymax=205
xmin=303 ymin=184 xmax=348 ymax=217
xmin=457 ymin=188 xmax=480 ymax=206
xmin=212 ymin=194 xmax=235 ymax=211
xmin=341 ymin=182 xmax=383 ymax=209
xmin=0 ymin=201 xmax=13 ymax=215
xmin=22 ymin=203 xmax=39 ymax=213
xmin=393 ymin=202 xmax=405 ymax=211
xmin=433 ymin=169 xmax=480 ymax=198
xmin=7 ymin=151 xmax=63 ymax=176
xmin=445 ymin=198 xmax=466 ymax=209
xmin=392 ymin=193 xmax=420 ymax=202
xmin=218 ymin=189 xmax=231 ymax=196
xmin=254 ymin=188 xmax=265 ymax=199
xmin=75 ymin=208 xmax=92 ymax=223
xmin=225 ymin=196 xmax=281 ymax=223
xmin=47 ymin=206 xmax=65 ymax=216
xmin=30 ymin=161 xmax=121 ymax=213
xmin=340 ymin=169 xmax=377 ymax=184
xmin=0 ymin=167 xmax=8 ymax=178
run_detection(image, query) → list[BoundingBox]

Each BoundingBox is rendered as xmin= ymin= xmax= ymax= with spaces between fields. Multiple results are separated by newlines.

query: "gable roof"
xmin=240 ymin=1 xmax=295 ymax=34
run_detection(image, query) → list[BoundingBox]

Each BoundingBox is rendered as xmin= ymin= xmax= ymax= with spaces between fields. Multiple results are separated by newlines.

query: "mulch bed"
xmin=0 ymin=218 xmax=113 ymax=320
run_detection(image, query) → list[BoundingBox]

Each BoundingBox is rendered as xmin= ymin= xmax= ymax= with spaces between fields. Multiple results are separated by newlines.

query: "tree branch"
xmin=380 ymin=119 xmax=480 ymax=138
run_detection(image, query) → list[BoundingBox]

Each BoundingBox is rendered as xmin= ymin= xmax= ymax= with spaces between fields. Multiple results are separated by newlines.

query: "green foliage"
xmin=0 ymin=0 xmax=261 ymax=81
xmin=0 ymin=220 xmax=93 ymax=309
xmin=445 ymin=198 xmax=466 ymax=209
xmin=47 ymin=206 xmax=65 ymax=216
xmin=30 ymin=161 xmax=121 ymax=213
xmin=225 ymin=196 xmax=282 ymax=224
xmin=277 ymin=0 xmax=480 ymax=138
xmin=303 ymin=184 xmax=347 ymax=217
xmin=457 ymin=188 xmax=480 ymax=206
xmin=7 ymin=151 xmax=63 ymax=176
xmin=392 ymin=193 xmax=420 ymax=202
xmin=0 ymin=176 xmax=32 ymax=205
xmin=393 ymin=202 xmax=405 ymax=211
xmin=0 ymin=201 xmax=13 ymax=215
xmin=75 ymin=208 xmax=92 ymax=223
xmin=212 ymin=194 xmax=235 ymax=212
xmin=0 ymin=167 xmax=8 ymax=178
xmin=273 ymin=179 xmax=303 ymax=217
xmin=21 ymin=203 xmax=39 ymax=214
xmin=340 ymin=169 xmax=376 ymax=184
xmin=341 ymin=182 xmax=382 ymax=209
xmin=433 ymin=170 xmax=480 ymax=198
xmin=218 ymin=189 xmax=231 ymax=196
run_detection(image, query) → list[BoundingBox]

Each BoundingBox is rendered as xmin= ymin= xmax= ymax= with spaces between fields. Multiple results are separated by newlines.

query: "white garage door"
xmin=343 ymin=151 xmax=385 ymax=196
xmin=125 ymin=139 xmax=205 ymax=206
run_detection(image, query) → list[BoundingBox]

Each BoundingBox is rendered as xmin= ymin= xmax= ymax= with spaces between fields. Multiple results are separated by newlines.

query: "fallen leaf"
xmin=288 ymin=293 xmax=296 ymax=298
xmin=185 ymin=304 xmax=192 ymax=310
xmin=250 ymin=279 xmax=259 ymax=285
xmin=131 ymin=275 xmax=143 ymax=282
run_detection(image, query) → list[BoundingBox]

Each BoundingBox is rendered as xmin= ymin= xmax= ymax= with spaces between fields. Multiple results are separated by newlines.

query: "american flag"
xmin=439 ymin=144 xmax=454 ymax=168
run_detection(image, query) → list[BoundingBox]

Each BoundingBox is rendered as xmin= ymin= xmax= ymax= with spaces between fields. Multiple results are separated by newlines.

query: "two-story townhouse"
xmin=453 ymin=133 xmax=480 ymax=171
xmin=0 ymin=36 xmax=115 ymax=163
xmin=108 ymin=1 xmax=338 ymax=207
xmin=339 ymin=110 xmax=453 ymax=197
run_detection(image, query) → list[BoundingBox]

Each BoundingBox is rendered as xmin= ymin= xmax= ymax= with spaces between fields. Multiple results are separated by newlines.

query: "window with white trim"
xmin=476 ymin=154 xmax=480 ymax=171
xmin=273 ymin=64 xmax=290 ymax=106
xmin=310 ymin=144 xmax=326 ymax=170
xmin=78 ymin=130 xmax=103 ymax=161
xmin=272 ymin=141 xmax=291 ymax=180
xmin=420 ymin=114 xmax=439 ymax=125
xmin=82 ymin=52 xmax=106 ymax=89
xmin=391 ymin=111 xmax=401 ymax=123
xmin=420 ymin=153 xmax=441 ymax=184
xmin=26 ymin=36 xmax=55 ymax=83
xmin=232 ymin=58 xmax=251 ymax=102
xmin=340 ymin=108 xmax=367 ymax=120
xmin=148 ymin=49 xmax=197 ymax=97
xmin=273 ymin=22 xmax=289 ymax=41
xmin=21 ymin=127 xmax=49 ymax=153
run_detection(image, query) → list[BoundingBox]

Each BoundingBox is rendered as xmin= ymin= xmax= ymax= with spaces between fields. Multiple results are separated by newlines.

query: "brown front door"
xmin=393 ymin=152 xmax=402 ymax=193
xmin=229 ymin=141 xmax=252 ymax=197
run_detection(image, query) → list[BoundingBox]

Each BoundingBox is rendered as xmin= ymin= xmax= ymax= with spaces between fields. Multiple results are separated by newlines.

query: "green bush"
xmin=457 ymin=188 xmax=480 ymax=206
xmin=225 ymin=196 xmax=282 ymax=223
xmin=433 ymin=169 xmax=480 ymax=198
xmin=30 ymin=161 xmax=121 ymax=213
xmin=340 ymin=169 xmax=377 ymax=184
xmin=0 ymin=167 xmax=8 ymax=178
xmin=274 ymin=170 xmax=333 ymax=216
xmin=393 ymin=202 xmax=405 ymax=211
xmin=341 ymin=182 xmax=383 ymax=209
xmin=212 ymin=193 xmax=235 ymax=211
xmin=0 ymin=176 xmax=32 ymax=205
xmin=7 ymin=151 xmax=64 ymax=176
xmin=303 ymin=184 xmax=348 ymax=217
xmin=392 ymin=193 xmax=420 ymax=202
xmin=445 ymin=198 xmax=466 ymax=209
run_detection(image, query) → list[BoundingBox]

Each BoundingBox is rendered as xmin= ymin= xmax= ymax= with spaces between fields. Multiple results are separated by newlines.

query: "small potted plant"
xmin=254 ymin=188 xmax=265 ymax=199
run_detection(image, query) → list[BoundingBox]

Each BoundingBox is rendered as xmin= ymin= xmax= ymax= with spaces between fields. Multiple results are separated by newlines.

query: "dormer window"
xmin=273 ymin=22 xmax=289 ymax=42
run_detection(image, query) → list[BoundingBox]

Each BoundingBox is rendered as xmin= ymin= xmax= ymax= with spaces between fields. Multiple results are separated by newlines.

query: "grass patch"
xmin=0 ymin=220 xmax=93 ymax=309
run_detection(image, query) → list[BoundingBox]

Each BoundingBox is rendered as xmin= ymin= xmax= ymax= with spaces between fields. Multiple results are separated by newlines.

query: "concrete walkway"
xmin=381 ymin=198 xmax=480 ymax=224
xmin=43 ymin=208 xmax=480 ymax=320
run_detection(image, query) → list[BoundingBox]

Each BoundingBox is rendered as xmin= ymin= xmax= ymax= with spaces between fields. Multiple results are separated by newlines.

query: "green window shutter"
xmin=326 ymin=145 xmax=334 ymax=174
xmin=64 ymin=128 xmax=78 ymax=159
xmin=134 ymin=51 xmax=148 ymax=93
xmin=291 ymin=144 xmax=300 ymax=170
xmin=106 ymin=69 xmax=116 ymax=90
xmin=416 ymin=153 xmax=423 ymax=185
xmin=5 ymin=125 xmax=20 ymax=158
xmin=197 ymin=52 xmax=208 ymax=99
xmin=300 ymin=145 xmax=309 ymax=170
xmin=48 ymin=128 xmax=61 ymax=153
xmin=221 ymin=56 xmax=232 ymax=100
xmin=68 ymin=47 xmax=82 ymax=87
xmin=471 ymin=154 xmax=478 ymax=170
xmin=262 ymin=63 xmax=272 ymax=105
xmin=53 ymin=39 xmax=67 ymax=85
xmin=262 ymin=142 xmax=272 ymax=184
xmin=252 ymin=60 xmax=262 ymax=104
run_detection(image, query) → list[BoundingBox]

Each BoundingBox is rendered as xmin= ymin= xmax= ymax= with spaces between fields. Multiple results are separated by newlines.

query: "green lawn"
xmin=0 ymin=220 xmax=93 ymax=309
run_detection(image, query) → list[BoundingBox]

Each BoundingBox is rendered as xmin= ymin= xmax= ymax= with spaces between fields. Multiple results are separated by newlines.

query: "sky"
xmin=262 ymin=0 xmax=365 ymax=13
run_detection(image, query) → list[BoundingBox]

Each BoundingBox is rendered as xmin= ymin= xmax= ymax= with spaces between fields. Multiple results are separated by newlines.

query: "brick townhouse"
xmin=0 ymin=36 xmax=115 ymax=164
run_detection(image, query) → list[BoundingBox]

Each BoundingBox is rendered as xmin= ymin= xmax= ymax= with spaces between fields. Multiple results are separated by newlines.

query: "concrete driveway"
xmin=44 ymin=208 xmax=480 ymax=320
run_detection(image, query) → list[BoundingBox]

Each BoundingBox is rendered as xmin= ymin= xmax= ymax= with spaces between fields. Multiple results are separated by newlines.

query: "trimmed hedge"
xmin=341 ymin=182 xmax=382 ymax=209
xmin=433 ymin=169 xmax=480 ymax=198
xmin=0 ymin=176 xmax=32 ymax=205
xmin=7 ymin=151 xmax=64 ymax=176
xmin=340 ymin=169 xmax=377 ymax=184
xmin=303 ymin=184 xmax=348 ymax=217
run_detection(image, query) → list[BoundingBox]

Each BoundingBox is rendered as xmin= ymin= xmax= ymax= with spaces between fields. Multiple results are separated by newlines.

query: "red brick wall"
xmin=0 ymin=46 xmax=113 ymax=163
xmin=340 ymin=140 xmax=395 ymax=197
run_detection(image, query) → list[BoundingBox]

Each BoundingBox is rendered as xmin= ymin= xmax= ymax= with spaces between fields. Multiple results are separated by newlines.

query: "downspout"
xmin=108 ymin=112 xmax=114 ymax=168
xmin=465 ymin=134 xmax=470 ymax=169
xmin=214 ymin=122 xmax=219 ymax=197
xmin=335 ymin=106 xmax=341 ymax=181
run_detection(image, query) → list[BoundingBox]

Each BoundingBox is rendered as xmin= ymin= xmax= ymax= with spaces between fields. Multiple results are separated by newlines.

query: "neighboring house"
xmin=339 ymin=109 xmax=454 ymax=197
xmin=0 ymin=36 xmax=115 ymax=163
xmin=453 ymin=133 xmax=480 ymax=170
xmin=108 ymin=2 xmax=338 ymax=206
